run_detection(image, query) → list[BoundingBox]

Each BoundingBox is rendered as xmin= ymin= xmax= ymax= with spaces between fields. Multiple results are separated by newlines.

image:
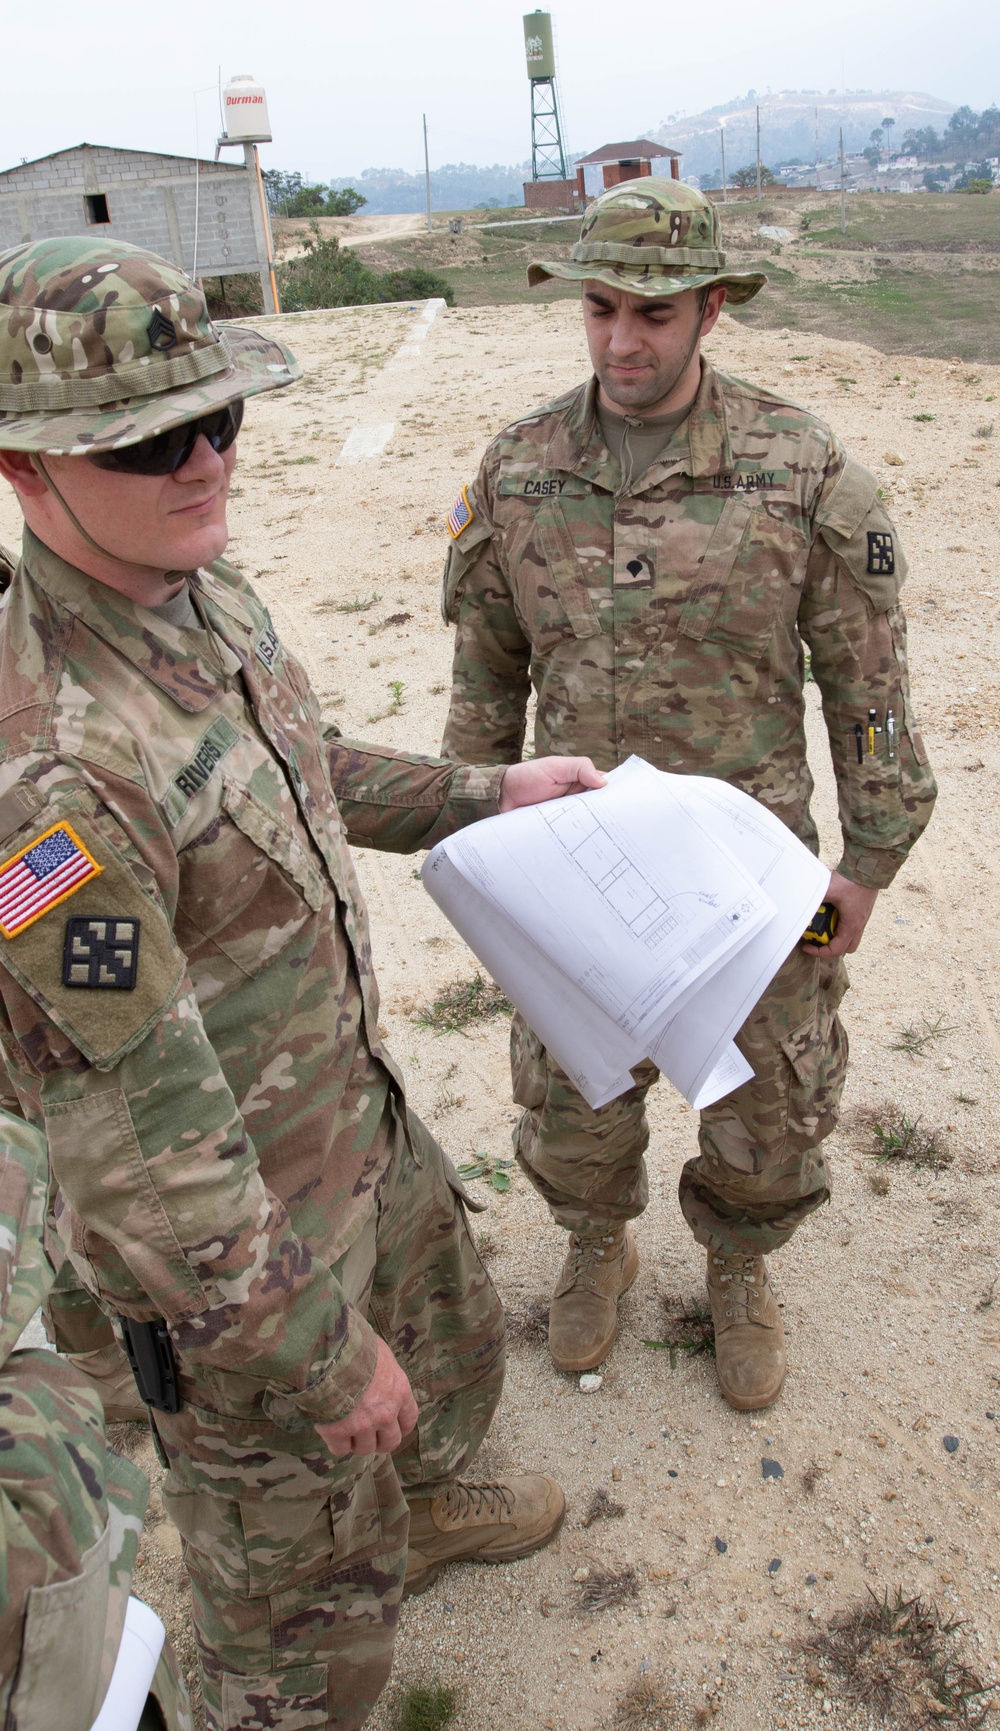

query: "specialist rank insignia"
xmin=63 ymin=917 xmax=140 ymax=990
xmin=867 ymin=531 xmax=895 ymax=576
xmin=447 ymin=485 xmax=474 ymax=539
xmin=0 ymin=823 xmax=102 ymax=939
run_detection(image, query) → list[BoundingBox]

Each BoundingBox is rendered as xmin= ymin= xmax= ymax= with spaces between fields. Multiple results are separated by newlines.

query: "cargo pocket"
xmin=8 ymin=1524 xmax=109 ymax=1731
xmin=221 ymin=1664 xmax=329 ymax=1731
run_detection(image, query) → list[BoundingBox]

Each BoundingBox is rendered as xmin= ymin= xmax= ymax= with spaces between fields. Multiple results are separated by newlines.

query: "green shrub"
xmin=277 ymin=227 xmax=455 ymax=311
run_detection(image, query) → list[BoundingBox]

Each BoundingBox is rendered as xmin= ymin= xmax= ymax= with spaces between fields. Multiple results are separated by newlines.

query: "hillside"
xmin=651 ymin=90 xmax=955 ymax=178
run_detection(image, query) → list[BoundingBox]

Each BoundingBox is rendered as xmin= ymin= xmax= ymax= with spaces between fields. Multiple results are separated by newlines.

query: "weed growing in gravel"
xmin=644 ymin=1296 xmax=716 ymax=1364
xmin=913 ymin=411 xmax=936 ymax=421
xmin=613 ymin=1671 xmax=677 ymax=1728
xmin=456 ymin=1151 xmax=513 ymax=1193
xmin=504 ymin=1297 xmax=549 ymax=1342
xmin=415 ymin=972 xmax=511 ymax=1033
xmin=807 ymin=1587 xmax=995 ymax=1727
xmin=868 ymin=1164 xmax=893 ymax=1195
xmin=394 ymin=1680 xmax=460 ymax=1731
xmin=976 ymin=422 xmax=995 ymax=438
xmin=582 ymin=1487 xmax=626 ymax=1528
xmin=866 ymin=1111 xmax=951 ymax=1170
xmin=889 ymin=1013 xmax=957 ymax=1059
xmin=368 ymin=612 xmax=413 ymax=634
xmin=577 ymin=1564 xmax=640 ymax=1612
xmin=320 ymin=591 xmax=381 ymax=614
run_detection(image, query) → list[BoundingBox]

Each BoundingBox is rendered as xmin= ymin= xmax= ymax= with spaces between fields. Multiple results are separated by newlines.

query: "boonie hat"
xmin=528 ymin=178 xmax=765 ymax=304
xmin=0 ymin=236 xmax=299 ymax=453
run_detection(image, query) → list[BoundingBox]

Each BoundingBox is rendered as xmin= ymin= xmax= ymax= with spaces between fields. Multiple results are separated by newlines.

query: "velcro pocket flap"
xmin=676 ymin=495 xmax=753 ymax=641
xmin=533 ymin=504 xmax=602 ymax=639
xmin=815 ymin=456 xmax=907 ymax=611
xmin=221 ymin=781 xmax=326 ymax=913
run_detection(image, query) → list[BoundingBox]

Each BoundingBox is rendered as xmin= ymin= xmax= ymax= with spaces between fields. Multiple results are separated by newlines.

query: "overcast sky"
xmin=3 ymin=0 xmax=996 ymax=180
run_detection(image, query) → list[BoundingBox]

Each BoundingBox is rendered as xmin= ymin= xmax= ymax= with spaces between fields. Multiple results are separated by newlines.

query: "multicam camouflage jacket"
xmin=442 ymin=363 xmax=936 ymax=890
xmin=0 ymin=532 xmax=503 ymax=1428
xmin=0 ymin=1109 xmax=191 ymax=1729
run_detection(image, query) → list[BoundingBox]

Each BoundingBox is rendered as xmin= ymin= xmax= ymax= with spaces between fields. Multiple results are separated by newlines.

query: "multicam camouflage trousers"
xmin=512 ymin=946 xmax=849 ymax=1255
xmin=50 ymin=1126 xmax=504 ymax=1731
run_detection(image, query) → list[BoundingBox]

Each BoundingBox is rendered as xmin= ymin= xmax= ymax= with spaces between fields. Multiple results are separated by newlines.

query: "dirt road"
xmin=3 ymin=297 xmax=998 ymax=1730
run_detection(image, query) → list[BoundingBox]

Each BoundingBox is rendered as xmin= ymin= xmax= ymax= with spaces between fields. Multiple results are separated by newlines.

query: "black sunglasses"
xmin=88 ymin=399 xmax=244 ymax=476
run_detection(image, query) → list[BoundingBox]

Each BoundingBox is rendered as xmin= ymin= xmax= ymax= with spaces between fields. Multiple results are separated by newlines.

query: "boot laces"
xmin=712 ymin=1253 xmax=765 ymax=1320
xmin=439 ymin=1480 xmax=515 ymax=1524
xmin=568 ymin=1230 xmax=619 ymax=1286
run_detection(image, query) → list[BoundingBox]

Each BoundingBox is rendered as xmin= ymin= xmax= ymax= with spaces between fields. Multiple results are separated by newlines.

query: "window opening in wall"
xmin=84 ymin=193 xmax=110 ymax=225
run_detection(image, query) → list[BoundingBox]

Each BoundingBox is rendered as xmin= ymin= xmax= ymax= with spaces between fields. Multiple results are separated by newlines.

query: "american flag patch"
xmin=447 ymin=485 xmax=474 ymax=540
xmin=0 ymin=823 xmax=102 ymax=940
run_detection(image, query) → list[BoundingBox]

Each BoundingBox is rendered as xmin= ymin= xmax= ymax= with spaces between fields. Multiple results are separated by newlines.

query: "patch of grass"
xmin=282 ymin=454 xmax=319 ymax=464
xmin=367 ymin=679 xmax=407 ymax=724
xmin=644 ymin=1296 xmax=716 ymax=1365
xmin=976 ymin=422 xmax=995 ymax=438
xmin=955 ymin=1093 xmax=980 ymax=1107
xmin=415 ymin=972 xmax=512 ymax=1033
xmin=865 ymin=1111 xmax=951 ymax=1170
xmin=577 ymin=1563 xmax=640 ymax=1612
xmin=868 ymin=1164 xmax=893 ymax=1196
xmin=807 ymin=1587 xmax=995 ymax=1727
xmin=582 ymin=1486 xmax=626 ymax=1529
xmin=456 ymin=1150 xmax=514 ymax=1193
xmin=504 ymin=1296 xmax=549 ymax=1342
xmin=889 ymin=1013 xmax=958 ymax=1059
xmin=614 ymin=1671 xmax=677 ymax=1729
xmin=319 ymin=591 xmax=381 ymax=614
xmin=729 ymin=263 xmax=1000 ymax=364
xmin=913 ymin=412 xmax=936 ymax=422
xmin=394 ymin=1679 xmax=460 ymax=1731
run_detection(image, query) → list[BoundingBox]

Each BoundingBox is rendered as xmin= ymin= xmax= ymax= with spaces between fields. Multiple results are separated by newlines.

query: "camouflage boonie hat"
xmin=0 ymin=236 xmax=299 ymax=453
xmin=528 ymin=178 xmax=765 ymax=304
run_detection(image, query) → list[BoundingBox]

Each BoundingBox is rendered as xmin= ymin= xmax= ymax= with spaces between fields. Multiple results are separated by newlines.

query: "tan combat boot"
xmin=706 ymin=1250 xmax=785 ymax=1411
xmin=548 ymin=1225 xmax=639 ymax=1373
xmin=64 ymin=1343 xmax=147 ymax=1424
xmin=404 ymin=1474 xmax=566 ymax=1595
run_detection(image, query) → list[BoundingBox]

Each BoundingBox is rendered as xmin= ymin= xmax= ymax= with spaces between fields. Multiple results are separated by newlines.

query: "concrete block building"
xmin=0 ymin=143 xmax=276 ymax=311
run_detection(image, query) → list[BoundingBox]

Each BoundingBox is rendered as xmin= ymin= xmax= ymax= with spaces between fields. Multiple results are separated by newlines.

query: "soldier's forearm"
xmin=325 ymin=734 xmax=505 ymax=851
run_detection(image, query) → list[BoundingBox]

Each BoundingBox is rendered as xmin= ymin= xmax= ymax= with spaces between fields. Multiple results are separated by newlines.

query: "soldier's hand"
xmin=317 ymin=1337 xmax=418 ymax=1458
xmin=499 ymin=756 xmax=607 ymax=812
xmin=802 ymin=870 xmax=879 ymax=957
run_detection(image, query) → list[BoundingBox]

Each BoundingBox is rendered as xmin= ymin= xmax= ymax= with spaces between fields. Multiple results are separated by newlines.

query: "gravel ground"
xmin=2 ymin=296 xmax=999 ymax=1730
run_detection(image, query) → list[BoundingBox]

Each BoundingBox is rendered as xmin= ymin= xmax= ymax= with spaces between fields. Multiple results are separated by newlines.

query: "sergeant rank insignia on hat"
xmin=63 ymin=917 xmax=140 ymax=990
xmin=0 ymin=823 xmax=102 ymax=940
xmin=447 ymin=485 xmax=474 ymax=539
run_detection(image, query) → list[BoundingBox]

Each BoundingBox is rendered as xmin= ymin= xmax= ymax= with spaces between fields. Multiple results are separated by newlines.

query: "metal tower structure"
xmin=523 ymin=12 xmax=568 ymax=180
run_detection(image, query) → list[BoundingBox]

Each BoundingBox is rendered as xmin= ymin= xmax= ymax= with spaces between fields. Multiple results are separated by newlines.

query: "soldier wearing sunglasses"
xmin=0 ymin=237 xmax=602 ymax=1731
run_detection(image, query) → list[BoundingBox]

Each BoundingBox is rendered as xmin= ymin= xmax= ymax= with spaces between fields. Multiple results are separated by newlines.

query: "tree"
xmin=882 ymin=117 xmax=896 ymax=161
xmin=262 ymin=170 xmax=366 ymax=218
xmin=862 ymin=146 xmax=882 ymax=170
xmin=902 ymin=126 xmax=941 ymax=159
xmin=953 ymin=161 xmax=995 ymax=193
xmin=730 ymin=164 xmax=777 ymax=189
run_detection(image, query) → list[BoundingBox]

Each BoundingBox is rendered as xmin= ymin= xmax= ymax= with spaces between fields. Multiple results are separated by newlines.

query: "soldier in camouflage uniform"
xmin=0 ymin=1109 xmax=191 ymax=1730
xmin=0 ymin=237 xmax=598 ymax=1728
xmin=442 ymin=180 xmax=936 ymax=1410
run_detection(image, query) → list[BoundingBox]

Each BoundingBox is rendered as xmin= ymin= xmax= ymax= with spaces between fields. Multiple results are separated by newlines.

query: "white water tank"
xmin=222 ymin=75 xmax=272 ymax=144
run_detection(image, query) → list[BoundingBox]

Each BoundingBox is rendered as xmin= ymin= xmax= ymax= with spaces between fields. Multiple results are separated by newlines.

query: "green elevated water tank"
xmin=523 ymin=10 xmax=556 ymax=81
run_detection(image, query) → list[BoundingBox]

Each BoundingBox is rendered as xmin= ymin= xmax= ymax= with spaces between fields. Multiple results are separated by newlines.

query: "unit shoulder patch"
xmin=63 ymin=917 xmax=140 ymax=991
xmin=867 ymin=530 xmax=895 ymax=576
xmin=0 ymin=822 xmax=102 ymax=939
xmin=447 ymin=485 xmax=475 ymax=539
xmin=0 ymin=806 xmax=184 ymax=1071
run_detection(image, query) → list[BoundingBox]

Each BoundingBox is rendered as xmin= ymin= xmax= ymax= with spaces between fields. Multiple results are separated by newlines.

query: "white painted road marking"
xmin=336 ymin=423 xmax=396 ymax=465
xmin=386 ymin=297 xmax=447 ymax=370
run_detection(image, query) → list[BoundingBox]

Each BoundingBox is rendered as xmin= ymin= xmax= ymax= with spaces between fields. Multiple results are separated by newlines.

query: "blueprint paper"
xmin=422 ymin=758 xmax=830 ymax=1110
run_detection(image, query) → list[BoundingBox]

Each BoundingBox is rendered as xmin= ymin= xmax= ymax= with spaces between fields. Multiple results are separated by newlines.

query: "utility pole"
xmin=756 ymin=106 xmax=762 ymax=201
xmin=720 ymin=128 xmax=727 ymax=201
xmin=839 ymin=126 xmax=847 ymax=233
xmin=423 ymin=113 xmax=432 ymax=234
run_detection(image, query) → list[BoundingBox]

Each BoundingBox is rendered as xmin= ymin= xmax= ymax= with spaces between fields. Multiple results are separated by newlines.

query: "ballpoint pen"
xmin=867 ymin=707 xmax=877 ymax=756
